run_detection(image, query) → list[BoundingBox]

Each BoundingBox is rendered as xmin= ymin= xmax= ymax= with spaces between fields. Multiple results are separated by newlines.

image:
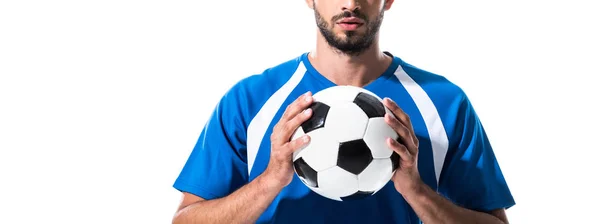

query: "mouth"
xmin=336 ymin=17 xmax=364 ymax=30
xmin=337 ymin=23 xmax=363 ymax=31
xmin=337 ymin=17 xmax=364 ymax=24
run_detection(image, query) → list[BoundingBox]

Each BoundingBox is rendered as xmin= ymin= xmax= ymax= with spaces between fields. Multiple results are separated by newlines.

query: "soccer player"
xmin=171 ymin=0 xmax=515 ymax=223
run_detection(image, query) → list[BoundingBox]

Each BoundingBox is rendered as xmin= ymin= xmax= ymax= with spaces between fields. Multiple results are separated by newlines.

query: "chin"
xmin=335 ymin=30 xmax=362 ymax=37
xmin=339 ymin=33 xmax=364 ymax=41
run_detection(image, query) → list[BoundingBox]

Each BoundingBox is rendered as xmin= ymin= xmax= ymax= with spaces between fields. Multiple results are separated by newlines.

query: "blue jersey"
xmin=173 ymin=52 xmax=515 ymax=223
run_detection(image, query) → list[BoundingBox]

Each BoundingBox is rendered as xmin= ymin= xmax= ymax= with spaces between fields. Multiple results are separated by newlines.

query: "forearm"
xmin=403 ymin=181 xmax=506 ymax=224
xmin=173 ymin=175 xmax=283 ymax=224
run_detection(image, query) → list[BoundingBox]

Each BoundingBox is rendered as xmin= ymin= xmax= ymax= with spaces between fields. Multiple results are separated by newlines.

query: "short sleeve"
xmin=173 ymin=85 xmax=249 ymax=200
xmin=438 ymin=95 xmax=516 ymax=212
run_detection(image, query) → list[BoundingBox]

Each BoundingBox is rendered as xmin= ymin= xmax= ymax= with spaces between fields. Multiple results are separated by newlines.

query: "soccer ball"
xmin=291 ymin=85 xmax=400 ymax=201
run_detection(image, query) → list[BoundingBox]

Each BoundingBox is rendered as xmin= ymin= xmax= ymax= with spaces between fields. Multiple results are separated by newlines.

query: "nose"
xmin=341 ymin=0 xmax=361 ymax=12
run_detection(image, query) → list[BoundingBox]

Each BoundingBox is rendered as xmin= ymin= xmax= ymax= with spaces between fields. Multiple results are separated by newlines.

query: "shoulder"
xmin=233 ymin=54 xmax=305 ymax=94
xmin=396 ymin=59 xmax=468 ymax=105
xmin=218 ymin=53 xmax=306 ymax=124
xmin=393 ymin=57 xmax=471 ymax=118
xmin=392 ymin=57 xmax=473 ymax=141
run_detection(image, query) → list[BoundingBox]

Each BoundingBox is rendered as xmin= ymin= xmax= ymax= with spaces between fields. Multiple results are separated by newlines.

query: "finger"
xmin=271 ymin=92 xmax=313 ymax=144
xmin=279 ymin=108 xmax=313 ymax=143
xmin=287 ymin=107 xmax=313 ymax=132
xmin=282 ymin=91 xmax=313 ymax=121
xmin=383 ymin=98 xmax=418 ymax=146
xmin=383 ymin=98 xmax=415 ymax=133
xmin=384 ymin=113 xmax=417 ymax=154
xmin=387 ymin=137 xmax=414 ymax=165
xmin=285 ymin=134 xmax=311 ymax=154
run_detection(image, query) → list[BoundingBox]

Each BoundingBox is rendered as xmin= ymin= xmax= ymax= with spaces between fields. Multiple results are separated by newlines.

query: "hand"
xmin=383 ymin=97 xmax=423 ymax=195
xmin=263 ymin=91 xmax=314 ymax=188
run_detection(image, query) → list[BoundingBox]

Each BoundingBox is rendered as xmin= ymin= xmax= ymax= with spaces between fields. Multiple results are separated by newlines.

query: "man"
xmin=172 ymin=0 xmax=515 ymax=223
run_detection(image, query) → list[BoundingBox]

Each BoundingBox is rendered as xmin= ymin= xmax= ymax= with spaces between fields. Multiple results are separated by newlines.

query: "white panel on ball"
xmin=326 ymin=85 xmax=384 ymax=101
xmin=295 ymin=128 xmax=341 ymax=172
xmin=291 ymin=127 xmax=306 ymax=161
xmin=317 ymin=166 xmax=359 ymax=198
xmin=363 ymin=117 xmax=398 ymax=159
xmin=357 ymin=158 xmax=394 ymax=192
xmin=308 ymin=185 xmax=343 ymax=201
xmin=324 ymin=102 xmax=369 ymax=142
xmin=312 ymin=85 xmax=363 ymax=106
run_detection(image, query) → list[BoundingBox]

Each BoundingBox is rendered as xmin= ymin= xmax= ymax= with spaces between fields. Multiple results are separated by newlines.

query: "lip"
xmin=337 ymin=23 xmax=362 ymax=31
xmin=336 ymin=17 xmax=364 ymax=31
xmin=337 ymin=17 xmax=364 ymax=24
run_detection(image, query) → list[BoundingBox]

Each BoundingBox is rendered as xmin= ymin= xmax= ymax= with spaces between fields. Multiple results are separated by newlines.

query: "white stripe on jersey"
xmin=246 ymin=62 xmax=307 ymax=175
xmin=393 ymin=66 xmax=449 ymax=186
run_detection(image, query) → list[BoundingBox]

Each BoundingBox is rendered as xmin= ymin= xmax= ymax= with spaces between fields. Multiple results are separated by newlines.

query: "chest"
xmin=247 ymin=87 xmax=444 ymax=190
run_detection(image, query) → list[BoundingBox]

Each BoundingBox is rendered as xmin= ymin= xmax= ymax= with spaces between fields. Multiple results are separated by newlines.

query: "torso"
xmin=240 ymin=52 xmax=460 ymax=223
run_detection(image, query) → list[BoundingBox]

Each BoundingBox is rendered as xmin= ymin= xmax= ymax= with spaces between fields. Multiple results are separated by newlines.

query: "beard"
xmin=313 ymin=3 xmax=384 ymax=56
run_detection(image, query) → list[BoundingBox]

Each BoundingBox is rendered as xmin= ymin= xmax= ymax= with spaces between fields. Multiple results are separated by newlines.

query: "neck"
xmin=307 ymin=34 xmax=392 ymax=87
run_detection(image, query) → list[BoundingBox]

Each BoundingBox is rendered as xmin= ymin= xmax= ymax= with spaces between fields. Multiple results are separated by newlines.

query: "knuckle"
xmin=293 ymin=137 xmax=304 ymax=147
xmin=274 ymin=122 xmax=282 ymax=131
xmin=270 ymin=128 xmax=278 ymax=139
xmin=292 ymin=113 xmax=307 ymax=125
xmin=402 ymin=126 xmax=410 ymax=135
xmin=281 ymin=123 xmax=293 ymax=135
xmin=293 ymin=101 xmax=304 ymax=110
xmin=398 ymin=114 xmax=408 ymax=123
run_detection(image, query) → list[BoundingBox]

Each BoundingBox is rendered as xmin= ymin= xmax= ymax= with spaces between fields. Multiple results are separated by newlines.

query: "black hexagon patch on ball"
xmin=391 ymin=150 xmax=400 ymax=171
xmin=301 ymin=102 xmax=330 ymax=134
xmin=353 ymin=92 xmax=385 ymax=118
xmin=293 ymin=157 xmax=319 ymax=187
xmin=337 ymin=139 xmax=374 ymax=175
xmin=341 ymin=190 xmax=374 ymax=201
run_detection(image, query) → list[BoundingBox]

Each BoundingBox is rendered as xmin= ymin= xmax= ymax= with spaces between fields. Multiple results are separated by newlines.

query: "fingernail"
xmin=388 ymin=137 xmax=396 ymax=145
xmin=304 ymin=108 xmax=312 ymax=115
xmin=305 ymin=95 xmax=312 ymax=102
xmin=303 ymin=135 xmax=310 ymax=142
xmin=385 ymin=113 xmax=392 ymax=120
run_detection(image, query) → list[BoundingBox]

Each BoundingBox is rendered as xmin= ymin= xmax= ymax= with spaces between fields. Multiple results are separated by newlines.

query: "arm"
xmin=402 ymin=181 xmax=508 ymax=224
xmin=173 ymin=174 xmax=284 ymax=224
xmin=172 ymin=91 xmax=314 ymax=223
xmin=383 ymin=97 xmax=514 ymax=224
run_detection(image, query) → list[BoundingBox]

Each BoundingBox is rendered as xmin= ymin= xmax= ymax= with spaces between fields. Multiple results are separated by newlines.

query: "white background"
xmin=1 ymin=0 xmax=598 ymax=223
